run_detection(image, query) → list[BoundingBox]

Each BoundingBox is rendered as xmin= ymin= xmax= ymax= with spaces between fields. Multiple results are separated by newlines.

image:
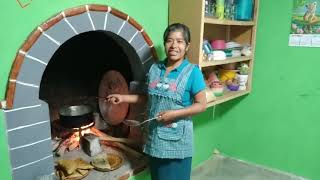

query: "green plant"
xmin=238 ymin=63 xmax=249 ymax=75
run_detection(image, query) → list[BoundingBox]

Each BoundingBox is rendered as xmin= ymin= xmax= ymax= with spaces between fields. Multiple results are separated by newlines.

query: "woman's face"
xmin=165 ymin=31 xmax=190 ymax=62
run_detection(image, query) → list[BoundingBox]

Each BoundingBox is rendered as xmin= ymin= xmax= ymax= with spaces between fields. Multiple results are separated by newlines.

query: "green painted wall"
xmin=190 ymin=1 xmax=320 ymax=180
xmin=1 ymin=0 xmax=320 ymax=180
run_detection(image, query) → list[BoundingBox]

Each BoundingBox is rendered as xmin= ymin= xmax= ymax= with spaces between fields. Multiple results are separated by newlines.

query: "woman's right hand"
xmin=106 ymin=94 xmax=123 ymax=104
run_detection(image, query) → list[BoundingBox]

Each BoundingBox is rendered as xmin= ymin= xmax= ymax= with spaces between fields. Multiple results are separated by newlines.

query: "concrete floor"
xmin=191 ymin=154 xmax=308 ymax=180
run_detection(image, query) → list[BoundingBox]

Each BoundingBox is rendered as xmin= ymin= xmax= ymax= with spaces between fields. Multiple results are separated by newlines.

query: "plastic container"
xmin=212 ymin=87 xmax=224 ymax=96
xmin=236 ymin=0 xmax=253 ymax=21
xmin=211 ymin=81 xmax=224 ymax=96
xmin=227 ymin=84 xmax=240 ymax=91
xmin=215 ymin=0 xmax=225 ymax=19
xmin=205 ymin=0 xmax=215 ymax=17
xmin=224 ymin=0 xmax=236 ymax=20
xmin=211 ymin=40 xmax=226 ymax=50
xmin=219 ymin=69 xmax=237 ymax=83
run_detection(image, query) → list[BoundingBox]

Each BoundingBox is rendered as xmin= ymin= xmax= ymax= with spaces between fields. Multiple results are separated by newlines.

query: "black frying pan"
xmin=59 ymin=105 xmax=94 ymax=128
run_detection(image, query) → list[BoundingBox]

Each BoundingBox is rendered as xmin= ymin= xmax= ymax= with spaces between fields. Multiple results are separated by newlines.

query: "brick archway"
xmin=4 ymin=4 xmax=157 ymax=109
xmin=1 ymin=4 xmax=158 ymax=180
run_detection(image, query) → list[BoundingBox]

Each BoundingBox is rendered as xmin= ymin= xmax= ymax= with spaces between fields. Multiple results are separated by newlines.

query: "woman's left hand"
xmin=157 ymin=110 xmax=178 ymax=123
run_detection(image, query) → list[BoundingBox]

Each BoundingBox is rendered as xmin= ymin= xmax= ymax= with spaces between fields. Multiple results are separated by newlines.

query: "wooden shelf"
xmin=204 ymin=16 xmax=255 ymax=26
xmin=206 ymin=90 xmax=250 ymax=107
xmin=200 ymin=56 xmax=252 ymax=67
xmin=170 ymin=0 xmax=259 ymax=106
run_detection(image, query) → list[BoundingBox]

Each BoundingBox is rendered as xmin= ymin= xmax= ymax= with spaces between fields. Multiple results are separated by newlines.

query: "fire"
xmin=54 ymin=122 xmax=97 ymax=156
xmin=72 ymin=122 xmax=95 ymax=137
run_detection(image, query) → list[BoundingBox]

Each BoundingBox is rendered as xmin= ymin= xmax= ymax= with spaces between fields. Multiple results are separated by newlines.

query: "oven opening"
xmin=39 ymin=30 xmax=148 ymax=179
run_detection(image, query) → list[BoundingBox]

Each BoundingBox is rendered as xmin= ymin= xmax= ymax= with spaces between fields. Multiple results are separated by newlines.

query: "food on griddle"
xmin=91 ymin=153 xmax=123 ymax=171
xmin=55 ymin=158 xmax=93 ymax=179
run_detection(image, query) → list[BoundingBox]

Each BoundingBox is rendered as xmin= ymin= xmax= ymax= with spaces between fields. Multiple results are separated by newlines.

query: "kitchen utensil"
xmin=98 ymin=70 xmax=129 ymax=125
xmin=123 ymin=116 xmax=161 ymax=127
xmin=59 ymin=105 xmax=94 ymax=128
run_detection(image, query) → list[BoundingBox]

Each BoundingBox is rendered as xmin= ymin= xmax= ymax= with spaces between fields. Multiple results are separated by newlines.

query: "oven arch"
xmin=2 ymin=4 xmax=158 ymax=180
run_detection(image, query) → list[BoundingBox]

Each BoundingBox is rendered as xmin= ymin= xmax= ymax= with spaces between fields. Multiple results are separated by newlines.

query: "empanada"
xmin=66 ymin=171 xmax=83 ymax=179
xmin=75 ymin=158 xmax=94 ymax=170
xmin=76 ymin=169 xmax=88 ymax=176
xmin=57 ymin=159 xmax=77 ymax=175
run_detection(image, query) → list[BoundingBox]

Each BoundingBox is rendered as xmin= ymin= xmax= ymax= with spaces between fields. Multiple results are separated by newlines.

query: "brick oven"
xmin=1 ymin=4 xmax=158 ymax=180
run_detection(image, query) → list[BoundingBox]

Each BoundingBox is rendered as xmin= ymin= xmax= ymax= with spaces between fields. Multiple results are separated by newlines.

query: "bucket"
xmin=211 ymin=40 xmax=226 ymax=50
xmin=236 ymin=0 xmax=253 ymax=21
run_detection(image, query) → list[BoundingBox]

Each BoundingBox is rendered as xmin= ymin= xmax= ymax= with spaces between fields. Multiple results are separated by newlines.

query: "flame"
xmin=71 ymin=122 xmax=95 ymax=141
xmin=54 ymin=122 xmax=97 ymax=152
xmin=81 ymin=128 xmax=91 ymax=136
xmin=74 ymin=132 xmax=80 ymax=141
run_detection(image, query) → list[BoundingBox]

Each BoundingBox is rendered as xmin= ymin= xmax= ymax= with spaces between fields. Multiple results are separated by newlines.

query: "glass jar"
xmin=225 ymin=0 xmax=236 ymax=20
xmin=205 ymin=0 xmax=216 ymax=17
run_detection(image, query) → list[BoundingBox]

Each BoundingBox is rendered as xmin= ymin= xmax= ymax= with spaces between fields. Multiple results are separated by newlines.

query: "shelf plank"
xmin=206 ymin=90 xmax=250 ymax=107
xmin=201 ymin=56 xmax=252 ymax=67
xmin=204 ymin=16 xmax=255 ymax=26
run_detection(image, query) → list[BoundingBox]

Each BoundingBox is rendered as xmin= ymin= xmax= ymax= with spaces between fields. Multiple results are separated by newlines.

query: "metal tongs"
xmin=123 ymin=116 xmax=161 ymax=127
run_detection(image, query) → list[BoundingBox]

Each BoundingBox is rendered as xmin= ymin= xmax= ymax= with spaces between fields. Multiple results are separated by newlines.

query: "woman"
xmin=107 ymin=23 xmax=207 ymax=180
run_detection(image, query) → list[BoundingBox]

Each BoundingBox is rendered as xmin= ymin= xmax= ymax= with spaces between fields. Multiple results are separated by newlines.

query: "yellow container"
xmin=219 ymin=69 xmax=237 ymax=83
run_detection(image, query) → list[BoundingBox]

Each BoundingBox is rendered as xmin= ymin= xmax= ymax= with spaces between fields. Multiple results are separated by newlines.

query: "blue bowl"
xmin=227 ymin=84 xmax=240 ymax=91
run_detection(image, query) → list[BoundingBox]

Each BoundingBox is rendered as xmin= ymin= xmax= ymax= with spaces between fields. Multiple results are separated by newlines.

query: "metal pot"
xmin=59 ymin=105 xmax=94 ymax=128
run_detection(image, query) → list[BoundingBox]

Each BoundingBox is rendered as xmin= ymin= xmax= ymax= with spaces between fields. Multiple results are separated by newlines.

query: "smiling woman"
xmin=164 ymin=23 xmax=191 ymax=66
xmin=107 ymin=23 xmax=207 ymax=180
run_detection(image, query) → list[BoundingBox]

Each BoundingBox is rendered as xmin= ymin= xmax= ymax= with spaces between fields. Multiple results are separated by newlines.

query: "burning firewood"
xmin=90 ymin=128 xmax=143 ymax=158
xmin=55 ymin=136 xmax=71 ymax=157
xmin=52 ymin=138 xmax=61 ymax=152
xmin=52 ymin=122 xmax=142 ymax=159
xmin=90 ymin=127 xmax=139 ymax=145
xmin=68 ymin=140 xmax=79 ymax=151
xmin=101 ymin=140 xmax=143 ymax=159
xmin=56 ymin=144 xmax=67 ymax=157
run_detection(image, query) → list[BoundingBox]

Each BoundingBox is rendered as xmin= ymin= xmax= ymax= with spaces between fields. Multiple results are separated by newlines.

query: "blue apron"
xmin=143 ymin=62 xmax=195 ymax=159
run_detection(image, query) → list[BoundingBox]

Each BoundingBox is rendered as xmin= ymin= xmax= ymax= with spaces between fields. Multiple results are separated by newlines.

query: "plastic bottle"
xmin=236 ymin=0 xmax=253 ymax=21
xmin=215 ymin=0 xmax=225 ymax=19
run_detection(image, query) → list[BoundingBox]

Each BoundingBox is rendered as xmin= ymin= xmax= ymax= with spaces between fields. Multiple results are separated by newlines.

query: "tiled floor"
xmin=192 ymin=154 xmax=308 ymax=180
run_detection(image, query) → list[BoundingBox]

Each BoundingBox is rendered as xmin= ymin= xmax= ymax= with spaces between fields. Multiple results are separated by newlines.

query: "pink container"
xmin=211 ymin=40 xmax=226 ymax=50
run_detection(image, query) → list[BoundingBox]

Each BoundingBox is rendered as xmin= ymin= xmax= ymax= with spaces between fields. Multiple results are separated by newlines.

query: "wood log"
xmin=91 ymin=127 xmax=138 ymax=145
xmin=53 ymin=133 xmax=73 ymax=152
xmin=101 ymin=140 xmax=143 ymax=159
xmin=68 ymin=140 xmax=79 ymax=151
xmin=55 ymin=137 xmax=71 ymax=156
xmin=52 ymin=139 xmax=61 ymax=152
xmin=91 ymin=127 xmax=143 ymax=158
xmin=56 ymin=144 xmax=67 ymax=157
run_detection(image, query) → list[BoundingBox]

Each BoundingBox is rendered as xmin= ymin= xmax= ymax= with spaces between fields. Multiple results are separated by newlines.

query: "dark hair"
xmin=163 ymin=23 xmax=191 ymax=44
